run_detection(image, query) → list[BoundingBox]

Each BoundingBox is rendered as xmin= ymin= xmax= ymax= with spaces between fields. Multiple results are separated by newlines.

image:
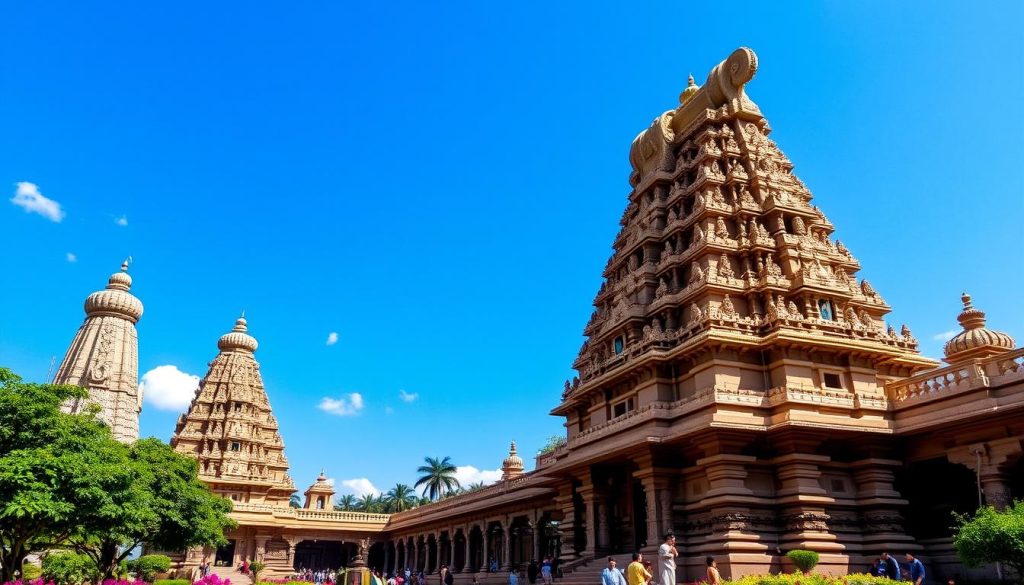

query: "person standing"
xmin=704 ymin=557 xmax=720 ymax=585
xmin=441 ymin=565 xmax=454 ymax=585
xmin=904 ymin=554 xmax=925 ymax=585
xmin=508 ymin=568 xmax=519 ymax=585
xmin=601 ymin=558 xmax=626 ymax=585
xmin=540 ymin=558 xmax=553 ymax=585
xmin=190 ymin=563 xmax=203 ymax=583
xmin=879 ymin=553 xmax=900 ymax=580
xmin=528 ymin=560 xmax=539 ymax=585
xmin=626 ymin=554 xmax=651 ymax=585
xmin=657 ymin=533 xmax=677 ymax=585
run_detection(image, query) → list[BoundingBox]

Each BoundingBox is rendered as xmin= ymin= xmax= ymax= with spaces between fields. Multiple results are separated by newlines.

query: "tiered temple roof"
xmin=557 ymin=47 xmax=935 ymax=414
xmin=170 ymin=315 xmax=295 ymax=506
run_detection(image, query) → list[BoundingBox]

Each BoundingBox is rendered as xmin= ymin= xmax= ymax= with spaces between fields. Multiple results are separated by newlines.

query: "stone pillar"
xmin=433 ymin=532 xmax=441 ymax=573
xmin=413 ymin=537 xmax=420 ymax=572
xmin=554 ymin=486 xmax=577 ymax=561
xmin=576 ymin=482 xmax=597 ymax=559
xmin=634 ymin=455 xmax=676 ymax=555
xmin=463 ymin=527 xmax=472 ymax=573
xmin=254 ymin=536 xmax=268 ymax=563
xmin=850 ymin=458 xmax=915 ymax=555
xmin=501 ymin=520 xmax=512 ymax=570
xmin=287 ymin=539 xmax=298 ymax=569
xmin=773 ymin=449 xmax=841 ymax=553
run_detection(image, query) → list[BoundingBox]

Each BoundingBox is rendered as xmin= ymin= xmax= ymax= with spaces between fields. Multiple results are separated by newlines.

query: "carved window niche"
xmin=611 ymin=397 xmax=635 ymax=419
xmin=822 ymin=372 xmax=844 ymax=390
xmin=230 ymin=441 xmax=241 ymax=452
xmin=613 ymin=336 xmax=625 ymax=355
xmin=818 ymin=299 xmax=835 ymax=320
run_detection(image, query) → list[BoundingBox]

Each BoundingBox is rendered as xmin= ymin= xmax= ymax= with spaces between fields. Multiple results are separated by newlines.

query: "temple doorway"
xmin=293 ymin=540 xmax=349 ymax=571
xmin=215 ymin=540 xmax=236 ymax=567
xmin=897 ymin=458 xmax=978 ymax=539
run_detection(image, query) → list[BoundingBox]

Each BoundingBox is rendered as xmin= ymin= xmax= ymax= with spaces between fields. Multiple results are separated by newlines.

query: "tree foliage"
xmin=0 ymin=367 xmax=235 ymax=583
xmin=386 ymin=484 xmax=417 ymax=512
xmin=953 ymin=501 xmax=1024 ymax=579
xmin=536 ymin=436 xmax=566 ymax=456
xmin=414 ymin=456 xmax=460 ymax=501
xmin=334 ymin=494 xmax=357 ymax=511
xmin=785 ymin=550 xmax=820 ymax=573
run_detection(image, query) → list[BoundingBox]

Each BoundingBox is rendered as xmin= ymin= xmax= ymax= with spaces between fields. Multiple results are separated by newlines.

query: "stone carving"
xmin=718 ymin=254 xmax=735 ymax=279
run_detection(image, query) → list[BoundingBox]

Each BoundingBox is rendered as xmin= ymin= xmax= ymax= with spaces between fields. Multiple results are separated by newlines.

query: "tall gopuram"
xmin=171 ymin=314 xmax=294 ymax=505
xmin=170 ymin=317 xmax=387 ymax=578
xmin=55 ymin=260 xmax=144 ymax=443
xmin=370 ymin=48 xmax=1024 ymax=584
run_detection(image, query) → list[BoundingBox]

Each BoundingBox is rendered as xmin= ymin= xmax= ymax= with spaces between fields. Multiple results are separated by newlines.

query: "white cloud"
xmin=115 ymin=215 xmax=128 ymax=226
xmin=932 ymin=329 xmax=959 ymax=342
xmin=66 ymin=252 xmax=77 ymax=263
xmin=454 ymin=465 xmax=503 ymax=487
xmin=326 ymin=332 xmax=338 ymax=346
xmin=398 ymin=389 xmax=419 ymax=403
xmin=338 ymin=478 xmax=381 ymax=497
xmin=318 ymin=393 xmax=364 ymax=416
xmin=140 ymin=365 xmax=200 ymax=411
xmin=11 ymin=182 xmax=64 ymax=222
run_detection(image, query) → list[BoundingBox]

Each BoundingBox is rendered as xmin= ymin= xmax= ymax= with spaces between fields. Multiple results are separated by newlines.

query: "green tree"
xmin=414 ymin=456 xmax=460 ymax=501
xmin=386 ymin=484 xmax=417 ymax=512
xmin=126 ymin=554 xmax=171 ymax=582
xmin=954 ymin=501 xmax=1024 ymax=579
xmin=334 ymin=494 xmax=357 ymax=511
xmin=66 ymin=438 xmax=236 ymax=581
xmin=465 ymin=482 xmax=487 ymax=492
xmin=289 ymin=493 xmax=302 ymax=508
xmin=0 ymin=368 xmax=123 ymax=583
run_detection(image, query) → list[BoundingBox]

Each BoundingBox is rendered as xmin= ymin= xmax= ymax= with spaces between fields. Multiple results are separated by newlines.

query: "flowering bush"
xmin=723 ymin=574 xmax=894 ymax=585
xmin=193 ymin=575 xmax=230 ymax=585
xmin=2 ymin=579 xmax=57 ymax=585
xmin=101 ymin=579 xmax=151 ymax=585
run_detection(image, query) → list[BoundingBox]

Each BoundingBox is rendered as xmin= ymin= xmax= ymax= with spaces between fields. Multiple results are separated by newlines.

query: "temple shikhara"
xmin=51 ymin=47 xmax=1024 ymax=583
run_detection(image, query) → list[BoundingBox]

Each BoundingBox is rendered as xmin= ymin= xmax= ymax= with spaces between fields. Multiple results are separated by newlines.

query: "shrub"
xmin=127 ymin=556 xmax=172 ymax=582
xmin=2 ymin=579 xmax=57 ymax=585
xmin=154 ymin=580 xmax=190 ymax=585
xmin=192 ymin=575 xmax=230 ymax=585
xmin=20 ymin=567 xmax=41 ymax=580
xmin=784 ymin=550 xmax=820 ymax=573
xmin=953 ymin=500 xmax=1024 ymax=580
xmin=42 ymin=552 xmax=100 ymax=585
xmin=248 ymin=563 xmax=266 ymax=585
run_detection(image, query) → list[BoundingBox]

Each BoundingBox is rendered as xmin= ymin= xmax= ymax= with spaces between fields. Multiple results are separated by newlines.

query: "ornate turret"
xmin=170 ymin=315 xmax=295 ymax=506
xmin=678 ymin=74 xmax=699 ymax=105
xmin=943 ymin=293 xmax=1015 ymax=363
xmin=303 ymin=470 xmax=336 ymax=510
xmin=501 ymin=441 xmax=524 ymax=480
xmin=55 ymin=259 xmax=144 ymax=443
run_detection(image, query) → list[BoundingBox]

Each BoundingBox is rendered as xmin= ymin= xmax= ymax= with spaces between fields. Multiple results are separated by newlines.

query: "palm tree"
xmin=386 ymin=483 xmax=417 ymax=512
xmin=334 ymin=494 xmax=357 ymax=511
xmin=357 ymin=493 xmax=378 ymax=512
xmin=466 ymin=481 xmax=487 ymax=492
xmin=415 ymin=456 xmax=460 ymax=500
xmin=289 ymin=493 xmax=302 ymax=508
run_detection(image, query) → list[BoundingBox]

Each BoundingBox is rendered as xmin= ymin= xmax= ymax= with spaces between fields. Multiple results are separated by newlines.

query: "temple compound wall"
xmin=148 ymin=47 xmax=1023 ymax=583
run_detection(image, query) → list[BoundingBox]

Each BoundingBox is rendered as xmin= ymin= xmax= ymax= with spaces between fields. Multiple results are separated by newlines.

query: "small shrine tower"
xmin=55 ymin=260 xmax=144 ymax=443
xmin=303 ymin=470 xmax=336 ymax=510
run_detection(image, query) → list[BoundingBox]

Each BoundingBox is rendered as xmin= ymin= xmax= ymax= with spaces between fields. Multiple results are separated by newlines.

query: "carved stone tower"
xmin=303 ymin=470 xmax=336 ymax=510
xmin=170 ymin=315 xmax=295 ymax=506
xmin=55 ymin=260 xmax=144 ymax=443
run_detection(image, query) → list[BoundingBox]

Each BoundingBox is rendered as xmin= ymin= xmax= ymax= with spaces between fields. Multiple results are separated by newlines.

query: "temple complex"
xmin=54 ymin=260 xmax=144 ymax=443
xmin=46 ymin=47 xmax=1023 ymax=583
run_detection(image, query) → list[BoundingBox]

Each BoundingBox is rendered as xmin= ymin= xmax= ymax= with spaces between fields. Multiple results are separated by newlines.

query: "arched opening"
xmin=439 ymin=530 xmax=451 ymax=568
xmin=386 ymin=541 xmax=397 ymax=574
xmin=537 ymin=512 xmax=561 ymax=561
xmin=293 ymin=540 xmax=349 ymax=572
xmin=416 ymin=536 xmax=426 ymax=572
xmin=486 ymin=521 xmax=505 ymax=570
xmin=426 ymin=534 xmax=438 ymax=573
xmin=453 ymin=529 xmax=467 ymax=572
xmin=509 ymin=516 xmax=533 ymax=568
xmin=897 ymin=458 xmax=978 ymax=539
xmin=214 ymin=540 xmax=236 ymax=567
xmin=368 ymin=542 xmax=386 ymax=573
xmin=1009 ymin=456 xmax=1024 ymax=502
xmin=396 ymin=541 xmax=406 ymax=573
xmin=468 ymin=525 xmax=484 ymax=572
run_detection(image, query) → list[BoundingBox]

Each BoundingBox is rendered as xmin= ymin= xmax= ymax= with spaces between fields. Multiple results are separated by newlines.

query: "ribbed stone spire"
xmin=55 ymin=259 xmax=144 ymax=443
xmin=943 ymin=293 xmax=1015 ymax=363
xmin=170 ymin=315 xmax=294 ymax=506
xmin=501 ymin=441 xmax=524 ymax=480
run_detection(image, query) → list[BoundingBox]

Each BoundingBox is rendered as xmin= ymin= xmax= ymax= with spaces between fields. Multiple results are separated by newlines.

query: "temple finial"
xmin=121 ymin=256 xmax=132 ymax=272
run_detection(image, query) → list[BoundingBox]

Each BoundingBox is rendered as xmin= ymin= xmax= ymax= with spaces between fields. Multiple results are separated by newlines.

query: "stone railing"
xmin=886 ymin=347 xmax=1024 ymax=406
xmin=231 ymin=502 xmax=389 ymax=523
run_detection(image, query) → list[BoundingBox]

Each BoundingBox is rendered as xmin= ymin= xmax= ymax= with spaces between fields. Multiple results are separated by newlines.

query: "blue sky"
xmin=2 ymin=1 xmax=1022 ymax=497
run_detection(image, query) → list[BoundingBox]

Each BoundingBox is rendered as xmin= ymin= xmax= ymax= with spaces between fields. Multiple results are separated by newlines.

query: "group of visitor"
xmin=868 ymin=552 xmax=927 ymax=585
xmin=291 ymin=567 xmax=343 ymax=584
xmin=189 ymin=561 xmax=213 ymax=581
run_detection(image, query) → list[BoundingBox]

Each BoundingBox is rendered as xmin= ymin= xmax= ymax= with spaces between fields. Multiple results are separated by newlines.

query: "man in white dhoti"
xmin=657 ymin=532 xmax=677 ymax=585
